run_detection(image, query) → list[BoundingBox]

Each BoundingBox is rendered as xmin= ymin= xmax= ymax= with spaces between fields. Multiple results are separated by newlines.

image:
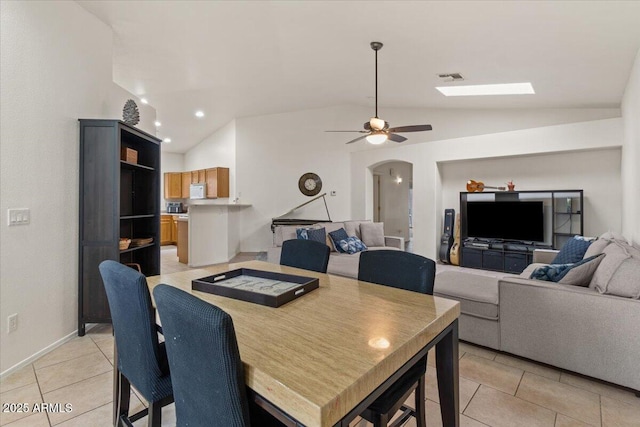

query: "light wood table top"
xmin=148 ymin=260 xmax=460 ymax=427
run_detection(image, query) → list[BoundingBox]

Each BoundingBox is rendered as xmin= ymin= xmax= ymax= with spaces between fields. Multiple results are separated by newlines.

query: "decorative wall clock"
xmin=298 ymin=173 xmax=322 ymax=196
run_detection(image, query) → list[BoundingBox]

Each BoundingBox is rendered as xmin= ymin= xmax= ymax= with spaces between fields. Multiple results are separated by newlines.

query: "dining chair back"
xmin=280 ymin=239 xmax=330 ymax=273
xmin=99 ymin=260 xmax=173 ymax=427
xmin=357 ymin=250 xmax=436 ymax=427
xmin=153 ymin=284 xmax=252 ymax=427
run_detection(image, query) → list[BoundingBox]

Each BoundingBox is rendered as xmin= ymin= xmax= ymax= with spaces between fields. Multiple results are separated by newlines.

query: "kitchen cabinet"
xmin=205 ymin=167 xmax=230 ymax=198
xmin=192 ymin=169 xmax=205 ymax=184
xmin=171 ymin=215 xmax=179 ymax=243
xmin=181 ymin=172 xmax=191 ymax=198
xmin=78 ymin=119 xmax=160 ymax=335
xmin=164 ymin=172 xmax=182 ymax=199
xmin=177 ymin=218 xmax=188 ymax=264
xmin=160 ymin=215 xmax=172 ymax=245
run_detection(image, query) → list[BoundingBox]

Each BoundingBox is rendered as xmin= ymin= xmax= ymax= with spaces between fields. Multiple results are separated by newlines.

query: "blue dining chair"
xmin=280 ymin=239 xmax=330 ymax=273
xmin=153 ymin=284 xmax=285 ymax=427
xmin=99 ymin=260 xmax=173 ymax=427
xmin=357 ymin=250 xmax=436 ymax=427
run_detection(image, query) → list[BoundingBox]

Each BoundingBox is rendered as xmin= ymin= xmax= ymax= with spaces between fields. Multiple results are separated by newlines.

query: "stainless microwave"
xmin=190 ymin=183 xmax=206 ymax=199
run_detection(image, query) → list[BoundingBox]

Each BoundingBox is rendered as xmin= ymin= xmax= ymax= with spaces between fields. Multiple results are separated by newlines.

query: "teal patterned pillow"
xmin=338 ymin=236 xmax=368 ymax=254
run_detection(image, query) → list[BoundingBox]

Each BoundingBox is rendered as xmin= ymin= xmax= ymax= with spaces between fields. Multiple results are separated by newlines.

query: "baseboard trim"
xmin=0 ymin=328 xmax=85 ymax=379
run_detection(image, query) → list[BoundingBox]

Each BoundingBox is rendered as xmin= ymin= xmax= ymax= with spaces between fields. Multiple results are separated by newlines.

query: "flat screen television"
xmin=466 ymin=201 xmax=544 ymax=243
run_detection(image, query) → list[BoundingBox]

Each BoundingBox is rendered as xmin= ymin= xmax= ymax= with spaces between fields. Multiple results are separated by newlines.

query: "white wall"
xmin=0 ymin=1 xmax=155 ymax=374
xmin=373 ymin=161 xmax=413 ymax=240
xmin=351 ymin=119 xmax=623 ymax=260
xmin=621 ymin=48 xmax=640 ymax=246
xmin=184 ymin=120 xmax=237 ymax=200
xmin=439 ymin=149 xmax=622 ymax=240
xmin=233 ymin=106 xmax=620 ymax=252
xmin=160 ymin=152 xmax=185 ymax=208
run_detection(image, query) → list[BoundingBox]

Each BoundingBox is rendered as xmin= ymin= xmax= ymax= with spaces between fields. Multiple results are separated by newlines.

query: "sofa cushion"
xmin=337 ymin=236 xmax=368 ymax=254
xmin=343 ymin=220 xmax=371 ymax=240
xmin=275 ymin=225 xmax=301 ymax=247
xmin=360 ymin=222 xmax=385 ymax=247
xmin=583 ymin=238 xmax=610 ymax=259
xmin=328 ymin=228 xmax=349 ymax=253
xmin=552 ymin=236 xmax=593 ymax=264
xmin=434 ymin=272 xmax=499 ymax=320
xmin=529 ymin=254 xmax=604 ymax=287
xmin=591 ymin=241 xmax=640 ymax=298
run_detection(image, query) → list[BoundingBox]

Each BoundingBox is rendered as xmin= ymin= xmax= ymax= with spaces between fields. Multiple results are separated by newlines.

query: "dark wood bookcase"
xmin=78 ymin=119 xmax=160 ymax=335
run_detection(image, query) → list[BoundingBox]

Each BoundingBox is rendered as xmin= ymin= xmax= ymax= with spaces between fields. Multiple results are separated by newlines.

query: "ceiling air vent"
xmin=438 ymin=73 xmax=465 ymax=82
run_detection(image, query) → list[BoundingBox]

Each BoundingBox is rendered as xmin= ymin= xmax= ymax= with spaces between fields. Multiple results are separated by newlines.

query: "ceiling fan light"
xmin=366 ymin=132 xmax=387 ymax=145
xmin=370 ymin=117 xmax=386 ymax=131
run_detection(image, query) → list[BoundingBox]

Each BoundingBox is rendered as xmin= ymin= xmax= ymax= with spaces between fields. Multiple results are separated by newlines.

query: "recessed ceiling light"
xmin=140 ymin=98 xmax=149 ymax=104
xmin=195 ymin=110 xmax=205 ymax=118
xmin=163 ymin=138 xmax=171 ymax=143
xmin=436 ymin=82 xmax=535 ymax=96
xmin=154 ymin=121 xmax=161 ymax=127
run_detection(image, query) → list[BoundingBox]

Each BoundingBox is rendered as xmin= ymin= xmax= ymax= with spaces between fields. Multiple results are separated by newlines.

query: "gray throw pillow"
xmin=557 ymin=254 xmax=605 ymax=287
xmin=592 ymin=241 xmax=640 ymax=298
xmin=530 ymin=254 xmax=604 ymax=286
xmin=360 ymin=222 xmax=385 ymax=247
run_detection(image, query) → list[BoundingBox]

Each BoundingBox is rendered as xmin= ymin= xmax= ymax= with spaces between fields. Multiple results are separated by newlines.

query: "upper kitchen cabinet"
xmin=206 ymin=167 xmax=230 ymax=198
xmin=78 ymin=119 xmax=160 ymax=335
xmin=164 ymin=172 xmax=182 ymax=199
xmin=192 ymin=169 xmax=206 ymax=184
xmin=181 ymin=172 xmax=191 ymax=198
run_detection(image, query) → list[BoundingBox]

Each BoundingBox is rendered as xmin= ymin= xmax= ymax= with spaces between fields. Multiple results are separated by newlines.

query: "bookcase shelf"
xmin=78 ymin=119 xmax=161 ymax=336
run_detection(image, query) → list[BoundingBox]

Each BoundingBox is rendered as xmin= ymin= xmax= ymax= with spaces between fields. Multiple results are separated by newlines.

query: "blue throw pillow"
xmin=338 ymin=236 xmax=368 ymax=254
xmin=296 ymin=228 xmax=311 ymax=240
xmin=296 ymin=227 xmax=326 ymax=244
xmin=329 ymin=228 xmax=349 ymax=253
xmin=306 ymin=227 xmax=326 ymax=243
xmin=552 ymin=236 xmax=593 ymax=264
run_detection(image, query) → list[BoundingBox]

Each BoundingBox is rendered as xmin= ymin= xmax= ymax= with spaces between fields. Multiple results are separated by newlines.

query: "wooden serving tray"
xmin=192 ymin=268 xmax=319 ymax=307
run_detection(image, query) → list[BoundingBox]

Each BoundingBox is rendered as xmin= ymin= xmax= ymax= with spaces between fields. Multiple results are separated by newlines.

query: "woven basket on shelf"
xmin=119 ymin=238 xmax=131 ymax=250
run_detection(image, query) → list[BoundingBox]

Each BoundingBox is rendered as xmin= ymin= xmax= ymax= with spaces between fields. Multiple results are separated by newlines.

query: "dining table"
xmin=145 ymin=260 xmax=461 ymax=427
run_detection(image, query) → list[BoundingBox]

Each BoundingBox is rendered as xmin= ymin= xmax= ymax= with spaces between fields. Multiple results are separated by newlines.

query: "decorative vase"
xmin=123 ymin=99 xmax=140 ymax=126
xmin=507 ymin=181 xmax=515 ymax=191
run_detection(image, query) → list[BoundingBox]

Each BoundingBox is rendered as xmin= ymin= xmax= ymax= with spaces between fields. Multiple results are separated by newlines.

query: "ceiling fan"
xmin=326 ymin=41 xmax=433 ymax=145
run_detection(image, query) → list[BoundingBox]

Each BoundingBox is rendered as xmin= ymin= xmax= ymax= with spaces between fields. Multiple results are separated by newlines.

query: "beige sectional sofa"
xmin=435 ymin=233 xmax=640 ymax=392
xmin=268 ymin=220 xmax=404 ymax=278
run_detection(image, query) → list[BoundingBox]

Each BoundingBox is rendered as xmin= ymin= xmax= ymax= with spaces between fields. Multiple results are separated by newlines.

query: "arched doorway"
xmin=372 ymin=161 xmax=413 ymax=251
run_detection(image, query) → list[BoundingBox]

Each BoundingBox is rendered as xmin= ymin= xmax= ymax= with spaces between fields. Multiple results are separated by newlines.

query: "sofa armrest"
xmin=499 ymin=276 xmax=640 ymax=391
xmin=384 ymin=235 xmax=404 ymax=250
xmin=533 ymin=249 xmax=558 ymax=264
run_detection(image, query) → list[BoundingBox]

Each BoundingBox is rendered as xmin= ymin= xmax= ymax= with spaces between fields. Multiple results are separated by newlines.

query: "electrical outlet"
xmin=8 ymin=313 xmax=18 ymax=333
xmin=7 ymin=208 xmax=30 ymax=226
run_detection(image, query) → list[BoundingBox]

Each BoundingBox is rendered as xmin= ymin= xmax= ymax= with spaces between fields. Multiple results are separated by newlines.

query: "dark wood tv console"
xmin=459 ymin=190 xmax=583 ymax=273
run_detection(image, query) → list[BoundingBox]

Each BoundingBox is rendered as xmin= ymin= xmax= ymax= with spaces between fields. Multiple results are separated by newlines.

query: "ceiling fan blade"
xmin=325 ymin=130 xmax=367 ymax=133
xmin=345 ymin=135 xmax=369 ymax=145
xmin=387 ymin=133 xmax=407 ymax=143
xmin=387 ymin=124 xmax=433 ymax=133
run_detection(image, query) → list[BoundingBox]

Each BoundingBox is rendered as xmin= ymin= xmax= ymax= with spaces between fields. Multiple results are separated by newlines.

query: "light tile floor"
xmin=2 ymin=252 xmax=639 ymax=426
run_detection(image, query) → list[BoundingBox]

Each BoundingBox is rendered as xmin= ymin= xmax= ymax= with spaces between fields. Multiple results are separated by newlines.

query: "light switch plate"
xmin=7 ymin=208 xmax=30 ymax=226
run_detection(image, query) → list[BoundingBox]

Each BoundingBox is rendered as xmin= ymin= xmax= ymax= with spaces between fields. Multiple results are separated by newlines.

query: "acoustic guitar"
xmin=466 ymin=179 xmax=506 ymax=192
xmin=449 ymin=214 xmax=461 ymax=266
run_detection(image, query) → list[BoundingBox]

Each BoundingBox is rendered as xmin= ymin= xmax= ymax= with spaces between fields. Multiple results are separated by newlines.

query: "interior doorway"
xmin=372 ymin=161 xmax=413 ymax=250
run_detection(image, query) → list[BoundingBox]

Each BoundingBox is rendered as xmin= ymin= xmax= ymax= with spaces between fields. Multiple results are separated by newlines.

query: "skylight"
xmin=436 ymin=82 xmax=535 ymax=96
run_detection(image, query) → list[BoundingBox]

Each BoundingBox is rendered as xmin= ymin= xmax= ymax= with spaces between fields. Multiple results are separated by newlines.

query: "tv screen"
xmin=466 ymin=201 xmax=544 ymax=242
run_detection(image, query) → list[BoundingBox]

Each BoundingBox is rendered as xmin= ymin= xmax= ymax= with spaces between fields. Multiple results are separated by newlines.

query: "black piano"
xmin=271 ymin=193 xmax=332 ymax=231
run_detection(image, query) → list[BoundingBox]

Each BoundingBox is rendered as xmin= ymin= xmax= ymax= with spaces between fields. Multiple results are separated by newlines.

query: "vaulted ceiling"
xmin=78 ymin=1 xmax=640 ymax=153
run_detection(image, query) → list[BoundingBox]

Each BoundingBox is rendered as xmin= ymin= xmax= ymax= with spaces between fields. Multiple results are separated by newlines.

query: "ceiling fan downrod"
xmin=371 ymin=41 xmax=383 ymax=119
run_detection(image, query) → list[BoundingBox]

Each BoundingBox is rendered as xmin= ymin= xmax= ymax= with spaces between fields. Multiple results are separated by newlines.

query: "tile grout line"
xmin=30 ymin=363 xmax=53 ymax=427
xmin=38 ymin=366 xmax=112 ymax=397
xmin=461 ymin=383 xmax=481 ymax=414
